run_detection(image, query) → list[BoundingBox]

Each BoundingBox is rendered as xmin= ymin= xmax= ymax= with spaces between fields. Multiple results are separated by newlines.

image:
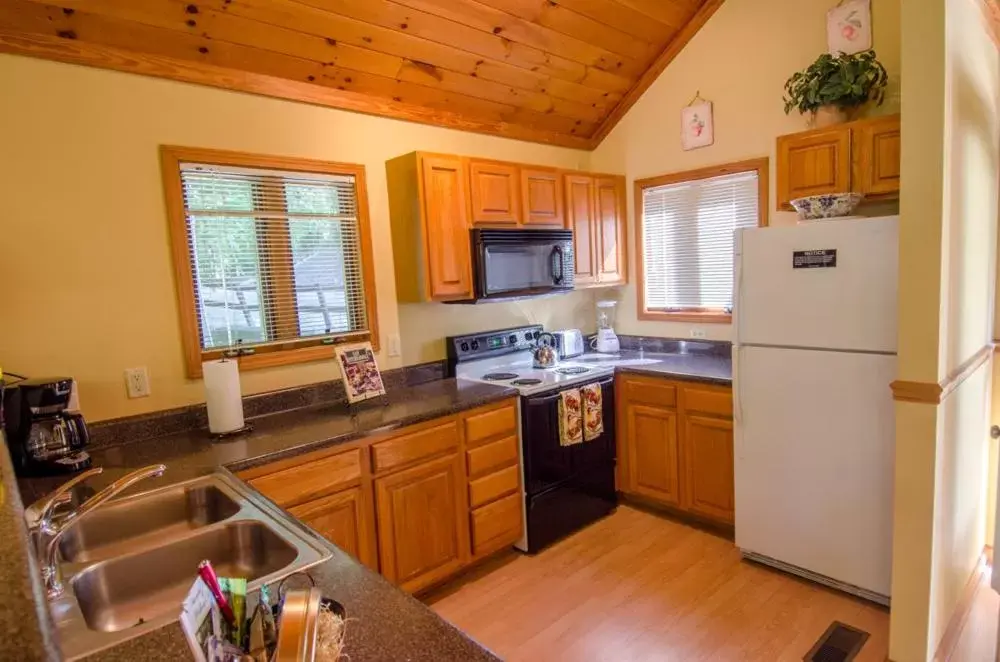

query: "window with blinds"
xmin=638 ymin=162 xmax=765 ymax=320
xmin=162 ymin=147 xmax=376 ymax=376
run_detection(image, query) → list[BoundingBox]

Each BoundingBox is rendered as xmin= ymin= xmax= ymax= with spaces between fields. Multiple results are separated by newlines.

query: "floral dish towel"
xmin=558 ymin=388 xmax=583 ymax=446
xmin=581 ymin=383 xmax=604 ymax=442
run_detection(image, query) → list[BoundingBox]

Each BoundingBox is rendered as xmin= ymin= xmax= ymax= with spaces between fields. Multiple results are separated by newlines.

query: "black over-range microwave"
xmin=465 ymin=229 xmax=575 ymax=302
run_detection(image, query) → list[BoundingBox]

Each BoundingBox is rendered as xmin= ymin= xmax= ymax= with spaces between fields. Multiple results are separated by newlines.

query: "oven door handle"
xmin=550 ymin=245 xmax=565 ymax=285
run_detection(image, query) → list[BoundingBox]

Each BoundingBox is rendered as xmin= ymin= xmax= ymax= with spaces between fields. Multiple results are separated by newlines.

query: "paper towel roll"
xmin=203 ymin=359 xmax=244 ymax=434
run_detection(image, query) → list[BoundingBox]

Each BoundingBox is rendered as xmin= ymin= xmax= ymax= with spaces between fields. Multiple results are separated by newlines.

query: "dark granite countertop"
xmin=609 ymin=349 xmax=732 ymax=385
xmin=4 ymin=351 xmax=729 ymax=662
xmin=11 ymin=378 xmax=514 ymax=662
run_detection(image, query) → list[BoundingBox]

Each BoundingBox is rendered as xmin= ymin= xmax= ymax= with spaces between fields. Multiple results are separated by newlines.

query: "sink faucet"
xmin=30 ymin=464 xmax=166 ymax=599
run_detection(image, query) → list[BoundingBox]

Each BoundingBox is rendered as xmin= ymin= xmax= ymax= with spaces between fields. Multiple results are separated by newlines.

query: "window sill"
xmin=638 ymin=310 xmax=732 ymax=324
xmin=190 ymin=333 xmax=376 ymax=378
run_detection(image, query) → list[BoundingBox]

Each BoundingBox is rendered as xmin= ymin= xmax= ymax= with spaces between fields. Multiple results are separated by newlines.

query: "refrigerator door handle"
xmin=732 ymin=344 xmax=744 ymax=458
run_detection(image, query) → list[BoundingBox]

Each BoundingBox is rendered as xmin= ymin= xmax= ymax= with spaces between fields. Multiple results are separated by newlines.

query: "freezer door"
xmin=733 ymin=345 xmax=895 ymax=597
xmin=734 ymin=216 xmax=898 ymax=353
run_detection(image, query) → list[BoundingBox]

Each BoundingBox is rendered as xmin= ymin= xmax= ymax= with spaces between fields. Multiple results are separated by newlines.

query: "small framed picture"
xmin=827 ymin=0 xmax=872 ymax=55
xmin=681 ymin=100 xmax=714 ymax=151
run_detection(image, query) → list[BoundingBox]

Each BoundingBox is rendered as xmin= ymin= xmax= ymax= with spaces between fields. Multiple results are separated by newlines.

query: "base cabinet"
xmin=624 ymin=404 xmax=681 ymax=506
xmin=618 ymin=374 xmax=734 ymax=526
xmin=682 ymin=415 xmax=735 ymax=524
xmin=240 ymin=398 xmax=520 ymax=594
xmin=375 ymin=454 xmax=468 ymax=593
xmin=288 ymin=488 xmax=377 ymax=570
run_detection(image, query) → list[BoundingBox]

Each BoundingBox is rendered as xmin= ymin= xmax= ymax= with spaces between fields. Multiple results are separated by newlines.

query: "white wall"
xmin=587 ymin=0 xmax=901 ymax=342
xmin=0 ymin=55 xmax=594 ymax=421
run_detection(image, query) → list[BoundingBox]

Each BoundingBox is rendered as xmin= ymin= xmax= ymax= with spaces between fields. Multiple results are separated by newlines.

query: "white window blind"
xmin=641 ymin=170 xmax=759 ymax=313
xmin=179 ymin=162 xmax=368 ymax=351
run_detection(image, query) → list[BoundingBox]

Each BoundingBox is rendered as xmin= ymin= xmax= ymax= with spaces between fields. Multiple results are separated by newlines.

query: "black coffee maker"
xmin=1 ymin=377 xmax=91 ymax=476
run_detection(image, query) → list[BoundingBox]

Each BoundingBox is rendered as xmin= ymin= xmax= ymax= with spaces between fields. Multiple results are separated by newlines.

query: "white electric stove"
xmin=453 ymin=349 xmax=614 ymax=396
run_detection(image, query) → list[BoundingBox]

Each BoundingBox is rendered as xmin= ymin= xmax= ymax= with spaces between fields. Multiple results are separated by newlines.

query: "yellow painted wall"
xmin=890 ymin=0 xmax=999 ymax=659
xmin=588 ymin=0 xmax=901 ymax=342
xmin=0 ymin=55 xmax=595 ymax=422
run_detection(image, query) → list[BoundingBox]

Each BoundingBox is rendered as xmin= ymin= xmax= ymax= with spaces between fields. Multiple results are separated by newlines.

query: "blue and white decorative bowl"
xmin=790 ymin=193 xmax=865 ymax=220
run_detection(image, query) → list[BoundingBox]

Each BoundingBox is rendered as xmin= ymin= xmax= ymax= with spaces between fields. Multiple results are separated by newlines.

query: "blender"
xmin=594 ymin=300 xmax=620 ymax=353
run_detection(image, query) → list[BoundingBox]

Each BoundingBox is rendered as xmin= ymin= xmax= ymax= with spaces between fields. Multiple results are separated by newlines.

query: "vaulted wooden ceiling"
xmin=0 ymin=0 xmax=722 ymax=148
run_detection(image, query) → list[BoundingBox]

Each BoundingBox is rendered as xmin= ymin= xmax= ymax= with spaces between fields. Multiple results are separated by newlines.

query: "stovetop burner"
xmin=483 ymin=372 xmax=519 ymax=381
xmin=556 ymin=366 xmax=591 ymax=375
xmin=512 ymin=378 xmax=543 ymax=386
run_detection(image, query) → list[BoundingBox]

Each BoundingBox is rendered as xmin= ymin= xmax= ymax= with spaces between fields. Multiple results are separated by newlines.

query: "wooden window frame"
xmin=633 ymin=158 xmax=769 ymax=324
xmin=160 ymin=146 xmax=379 ymax=378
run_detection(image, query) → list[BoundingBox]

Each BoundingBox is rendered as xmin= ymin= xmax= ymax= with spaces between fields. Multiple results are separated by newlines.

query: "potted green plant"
xmin=783 ymin=51 xmax=889 ymax=128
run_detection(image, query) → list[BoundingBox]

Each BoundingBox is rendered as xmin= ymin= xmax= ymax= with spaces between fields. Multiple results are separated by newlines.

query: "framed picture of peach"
xmin=827 ymin=0 xmax=871 ymax=55
xmin=681 ymin=100 xmax=714 ymax=151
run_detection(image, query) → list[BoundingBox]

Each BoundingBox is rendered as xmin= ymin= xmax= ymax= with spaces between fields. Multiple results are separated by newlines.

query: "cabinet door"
xmin=565 ymin=174 xmax=597 ymax=285
xmin=520 ymin=168 xmax=564 ymax=227
xmin=375 ymin=453 xmax=468 ymax=593
xmin=854 ymin=115 xmax=901 ymax=197
xmin=776 ymin=127 xmax=852 ymax=210
xmin=420 ymin=155 xmax=474 ymax=300
xmin=595 ymin=177 xmax=626 ymax=285
xmin=288 ymin=487 xmax=378 ymax=570
xmin=469 ymin=160 xmax=520 ymax=225
xmin=624 ymin=403 xmax=681 ymax=506
xmin=682 ymin=415 xmax=735 ymax=524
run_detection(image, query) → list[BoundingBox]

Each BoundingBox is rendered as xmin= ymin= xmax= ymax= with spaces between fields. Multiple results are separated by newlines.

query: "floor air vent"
xmin=804 ymin=621 xmax=869 ymax=662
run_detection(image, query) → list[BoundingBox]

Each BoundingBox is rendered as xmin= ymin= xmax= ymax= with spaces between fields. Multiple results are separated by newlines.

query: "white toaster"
xmin=552 ymin=329 xmax=585 ymax=359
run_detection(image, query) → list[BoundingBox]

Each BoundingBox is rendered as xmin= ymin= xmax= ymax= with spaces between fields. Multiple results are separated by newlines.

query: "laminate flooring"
xmin=425 ymin=505 xmax=890 ymax=661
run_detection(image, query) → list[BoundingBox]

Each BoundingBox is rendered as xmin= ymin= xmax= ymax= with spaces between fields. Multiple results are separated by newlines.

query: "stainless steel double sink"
xmin=44 ymin=472 xmax=331 ymax=660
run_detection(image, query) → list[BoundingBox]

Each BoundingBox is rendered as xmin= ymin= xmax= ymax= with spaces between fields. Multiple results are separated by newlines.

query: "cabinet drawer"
xmin=372 ymin=421 xmax=460 ymax=474
xmin=619 ymin=375 xmax=677 ymax=408
xmin=683 ymin=387 xmax=733 ymax=418
xmin=249 ymin=449 xmax=362 ymax=508
xmin=471 ymin=492 xmax=522 ymax=557
xmin=466 ymin=435 xmax=519 ymax=478
xmin=464 ymin=402 xmax=517 ymax=447
xmin=469 ymin=465 xmax=520 ymax=508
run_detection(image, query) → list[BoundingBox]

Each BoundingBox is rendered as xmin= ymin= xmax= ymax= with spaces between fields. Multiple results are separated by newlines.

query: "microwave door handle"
xmin=550 ymin=246 xmax=564 ymax=285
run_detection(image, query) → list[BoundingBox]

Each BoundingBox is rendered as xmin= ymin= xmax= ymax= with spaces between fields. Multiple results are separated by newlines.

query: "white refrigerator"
xmin=732 ymin=216 xmax=898 ymax=605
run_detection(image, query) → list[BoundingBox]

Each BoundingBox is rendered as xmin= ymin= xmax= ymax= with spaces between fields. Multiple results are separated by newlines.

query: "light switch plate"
xmin=689 ymin=329 xmax=707 ymax=339
xmin=387 ymin=334 xmax=401 ymax=358
xmin=125 ymin=367 xmax=151 ymax=398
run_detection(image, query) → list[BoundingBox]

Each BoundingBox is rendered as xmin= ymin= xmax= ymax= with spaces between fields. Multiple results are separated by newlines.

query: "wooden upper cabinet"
xmin=595 ymin=177 xmax=626 ymax=285
xmin=520 ymin=168 xmax=565 ymax=227
xmin=776 ymin=127 xmax=852 ymax=209
xmin=288 ymin=488 xmax=378 ymax=570
xmin=854 ymin=115 xmax=901 ymax=197
xmin=375 ymin=453 xmax=468 ymax=593
xmin=776 ymin=114 xmax=901 ymax=210
xmin=624 ymin=403 xmax=681 ymax=507
xmin=469 ymin=160 xmax=520 ymax=226
xmin=682 ymin=415 xmax=735 ymax=524
xmin=565 ymin=174 xmax=598 ymax=286
xmin=420 ymin=155 xmax=474 ymax=300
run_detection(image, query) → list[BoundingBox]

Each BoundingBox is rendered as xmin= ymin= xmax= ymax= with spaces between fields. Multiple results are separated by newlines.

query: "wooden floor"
xmin=425 ymin=506 xmax=890 ymax=661
xmin=946 ymin=559 xmax=998 ymax=662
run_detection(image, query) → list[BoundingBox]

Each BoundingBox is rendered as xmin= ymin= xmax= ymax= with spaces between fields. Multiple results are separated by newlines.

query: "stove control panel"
xmin=447 ymin=324 xmax=544 ymax=364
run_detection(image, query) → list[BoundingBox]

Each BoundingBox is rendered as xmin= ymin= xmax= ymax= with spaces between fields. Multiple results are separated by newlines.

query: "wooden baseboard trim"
xmin=932 ymin=546 xmax=993 ymax=662
xmin=891 ymin=344 xmax=994 ymax=404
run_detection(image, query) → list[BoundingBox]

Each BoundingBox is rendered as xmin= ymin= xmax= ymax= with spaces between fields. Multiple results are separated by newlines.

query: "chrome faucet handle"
xmin=25 ymin=467 xmax=104 ymax=530
xmin=40 ymin=464 xmax=166 ymax=599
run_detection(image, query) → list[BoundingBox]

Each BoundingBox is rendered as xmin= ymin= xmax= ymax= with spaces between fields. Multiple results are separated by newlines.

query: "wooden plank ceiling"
xmin=0 ymin=0 xmax=722 ymax=148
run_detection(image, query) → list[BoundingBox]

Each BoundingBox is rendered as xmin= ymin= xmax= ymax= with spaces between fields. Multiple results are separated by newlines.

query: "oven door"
xmin=473 ymin=229 xmax=574 ymax=300
xmin=520 ymin=375 xmax=616 ymax=497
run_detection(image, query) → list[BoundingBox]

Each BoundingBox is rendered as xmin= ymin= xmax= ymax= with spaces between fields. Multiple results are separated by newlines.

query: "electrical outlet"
xmin=689 ymin=329 xmax=708 ymax=339
xmin=124 ymin=367 xmax=151 ymax=399
xmin=387 ymin=334 xmax=401 ymax=358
